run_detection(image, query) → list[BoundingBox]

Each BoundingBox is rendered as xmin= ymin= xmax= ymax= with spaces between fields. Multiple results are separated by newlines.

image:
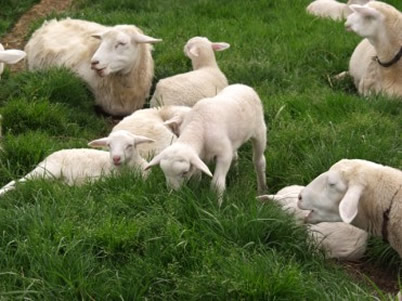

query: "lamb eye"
xmin=116 ymin=42 xmax=126 ymax=48
xmin=126 ymin=144 xmax=133 ymax=149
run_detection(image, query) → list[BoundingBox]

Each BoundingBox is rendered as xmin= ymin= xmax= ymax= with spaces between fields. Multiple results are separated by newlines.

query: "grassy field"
xmin=0 ymin=0 xmax=40 ymax=36
xmin=0 ymin=0 xmax=401 ymax=299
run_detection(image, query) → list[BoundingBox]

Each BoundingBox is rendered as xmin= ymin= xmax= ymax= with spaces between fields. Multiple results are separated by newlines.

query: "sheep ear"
xmin=91 ymin=32 xmax=104 ymax=40
xmin=339 ymin=184 xmax=364 ymax=224
xmin=134 ymin=135 xmax=155 ymax=145
xmin=188 ymin=46 xmax=199 ymax=57
xmin=164 ymin=115 xmax=184 ymax=136
xmin=0 ymin=50 xmax=26 ymax=64
xmin=256 ymin=194 xmax=277 ymax=202
xmin=190 ymin=155 xmax=212 ymax=177
xmin=144 ymin=153 xmax=163 ymax=170
xmin=211 ymin=42 xmax=230 ymax=52
xmin=349 ymin=4 xmax=381 ymax=19
xmin=132 ymin=32 xmax=162 ymax=44
xmin=88 ymin=137 xmax=108 ymax=148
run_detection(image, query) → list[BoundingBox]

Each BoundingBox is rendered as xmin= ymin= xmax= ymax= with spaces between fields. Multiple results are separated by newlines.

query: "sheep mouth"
xmin=113 ymin=162 xmax=122 ymax=166
xmin=92 ymin=67 xmax=107 ymax=77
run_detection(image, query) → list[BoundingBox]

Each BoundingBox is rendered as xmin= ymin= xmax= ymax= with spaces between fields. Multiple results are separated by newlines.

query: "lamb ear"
xmin=164 ymin=115 xmax=184 ymax=136
xmin=134 ymin=135 xmax=155 ymax=145
xmin=144 ymin=153 xmax=163 ymax=170
xmin=256 ymin=194 xmax=277 ymax=202
xmin=211 ymin=42 xmax=230 ymax=52
xmin=187 ymin=46 xmax=199 ymax=57
xmin=339 ymin=184 xmax=364 ymax=224
xmin=132 ymin=32 xmax=162 ymax=44
xmin=0 ymin=50 xmax=26 ymax=64
xmin=349 ymin=4 xmax=381 ymax=19
xmin=88 ymin=137 xmax=109 ymax=148
xmin=91 ymin=32 xmax=105 ymax=40
xmin=190 ymin=155 xmax=212 ymax=177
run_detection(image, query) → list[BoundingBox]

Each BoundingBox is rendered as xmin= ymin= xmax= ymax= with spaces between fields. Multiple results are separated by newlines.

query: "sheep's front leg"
xmin=211 ymin=154 xmax=232 ymax=206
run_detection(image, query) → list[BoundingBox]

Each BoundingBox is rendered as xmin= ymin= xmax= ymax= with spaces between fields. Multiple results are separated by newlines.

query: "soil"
xmin=1 ymin=0 xmax=401 ymax=297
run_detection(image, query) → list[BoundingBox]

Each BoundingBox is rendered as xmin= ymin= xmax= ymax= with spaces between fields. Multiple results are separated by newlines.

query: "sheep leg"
xmin=211 ymin=153 xmax=232 ymax=206
xmin=252 ymin=132 xmax=267 ymax=194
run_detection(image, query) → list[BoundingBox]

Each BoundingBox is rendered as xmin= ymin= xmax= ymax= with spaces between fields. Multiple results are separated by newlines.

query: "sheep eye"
xmin=116 ymin=42 xmax=127 ymax=48
xmin=182 ymin=171 xmax=189 ymax=177
xmin=126 ymin=144 xmax=133 ymax=149
xmin=107 ymin=143 xmax=111 ymax=147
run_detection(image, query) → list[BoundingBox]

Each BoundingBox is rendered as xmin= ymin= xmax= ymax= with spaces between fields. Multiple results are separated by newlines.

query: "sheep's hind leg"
xmin=252 ymin=132 xmax=267 ymax=195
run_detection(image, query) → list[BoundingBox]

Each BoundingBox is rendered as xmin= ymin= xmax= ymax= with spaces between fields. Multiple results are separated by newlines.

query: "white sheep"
xmin=343 ymin=2 xmax=402 ymax=97
xmin=145 ymin=84 xmax=267 ymax=204
xmin=150 ymin=36 xmax=229 ymax=107
xmin=0 ymin=43 xmax=26 ymax=79
xmin=24 ymin=18 xmax=161 ymax=116
xmin=258 ymin=185 xmax=368 ymax=261
xmin=306 ymin=0 xmax=372 ymax=21
xmin=0 ymin=130 xmax=154 ymax=196
xmin=111 ymin=105 xmax=191 ymax=159
xmin=298 ymin=159 xmax=402 ymax=257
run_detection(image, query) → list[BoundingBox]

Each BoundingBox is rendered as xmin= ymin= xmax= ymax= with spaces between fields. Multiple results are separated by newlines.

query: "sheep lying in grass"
xmin=150 ymin=36 xmax=229 ymax=107
xmin=258 ymin=185 xmax=368 ymax=260
xmin=145 ymin=84 xmax=267 ymax=205
xmin=0 ymin=130 xmax=154 ymax=196
xmin=306 ymin=0 xmax=371 ymax=21
xmin=112 ymin=105 xmax=191 ymax=159
xmin=343 ymin=2 xmax=402 ymax=98
xmin=0 ymin=43 xmax=26 ymax=79
xmin=24 ymin=18 xmax=161 ymax=116
xmin=298 ymin=159 xmax=402 ymax=257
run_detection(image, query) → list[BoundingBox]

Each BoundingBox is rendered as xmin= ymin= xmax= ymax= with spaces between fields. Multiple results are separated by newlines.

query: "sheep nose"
xmin=91 ymin=60 xmax=99 ymax=67
xmin=113 ymin=155 xmax=121 ymax=163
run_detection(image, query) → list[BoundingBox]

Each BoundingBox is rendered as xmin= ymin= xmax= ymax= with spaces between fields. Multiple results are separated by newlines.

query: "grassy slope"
xmin=0 ymin=0 xmax=401 ymax=299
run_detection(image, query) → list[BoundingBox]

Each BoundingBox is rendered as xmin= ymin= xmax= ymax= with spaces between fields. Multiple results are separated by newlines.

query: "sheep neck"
xmin=381 ymin=184 xmax=402 ymax=242
xmin=177 ymin=120 xmax=205 ymax=157
xmin=370 ymin=28 xmax=402 ymax=69
xmin=192 ymin=51 xmax=219 ymax=70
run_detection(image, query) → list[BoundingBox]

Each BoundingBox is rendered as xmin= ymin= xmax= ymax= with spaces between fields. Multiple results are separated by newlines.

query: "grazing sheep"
xmin=298 ymin=159 xmax=402 ymax=257
xmin=24 ymin=18 xmax=161 ymax=116
xmin=112 ymin=105 xmax=191 ymax=158
xmin=343 ymin=2 xmax=402 ymax=98
xmin=258 ymin=185 xmax=368 ymax=261
xmin=0 ymin=130 xmax=154 ymax=196
xmin=306 ymin=0 xmax=371 ymax=21
xmin=0 ymin=43 xmax=26 ymax=79
xmin=150 ymin=36 xmax=229 ymax=107
xmin=145 ymin=84 xmax=268 ymax=205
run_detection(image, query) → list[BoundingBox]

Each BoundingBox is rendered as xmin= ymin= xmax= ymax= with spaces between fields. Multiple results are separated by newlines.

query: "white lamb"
xmin=0 ymin=130 xmax=154 ymax=196
xmin=306 ymin=0 xmax=372 ymax=21
xmin=145 ymin=84 xmax=267 ymax=205
xmin=150 ymin=36 xmax=229 ymax=107
xmin=24 ymin=18 xmax=161 ymax=116
xmin=298 ymin=159 xmax=402 ymax=257
xmin=0 ymin=43 xmax=26 ymax=79
xmin=258 ymin=185 xmax=368 ymax=261
xmin=343 ymin=2 xmax=402 ymax=98
xmin=111 ymin=105 xmax=191 ymax=160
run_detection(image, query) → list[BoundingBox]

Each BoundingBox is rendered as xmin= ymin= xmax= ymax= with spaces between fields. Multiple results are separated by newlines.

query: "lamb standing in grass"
xmin=0 ymin=43 xmax=26 ymax=79
xmin=150 ymin=36 xmax=229 ymax=107
xmin=258 ymin=185 xmax=368 ymax=260
xmin=342 ymin=2 xmax=402 ymax=98
xmin=0 ymin=130 xmax=154 ymax=196
xmin=145 ymin=84 xmax=267 ymax=204
xmin=298 ymin=159 xmax=402 ymax=257
xmin=306 ymin=0 xmax=372 ymax=21
xmin=24 ymin=18 xmax=161 ymax=116
xmin=111 ymin=105 xmax=191 ymax=159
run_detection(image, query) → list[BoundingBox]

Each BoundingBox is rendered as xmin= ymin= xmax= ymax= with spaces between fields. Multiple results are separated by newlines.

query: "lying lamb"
xmin=342 ymin=1 xmax=402 ymax=98
xmin=24 ymin=18 xmax=161 ymax=116
xmin=111 ymin=105 xmax=191 ymax=159
xmin=306 ymin=0 xmax=372 ymax=21
xmin=298 ymin=159 xmax=402 ymax=257
xmin=0 ymin=43 xmax=26 ymax=79
xmin=145 ymin=84 xmax=268 ymax=205
xmin=258 ymin=185 xmax=368 ymax=261
xmin=150 ymin=36 xmax=229 ymax=107
xmin=0 ymin=130 xmax=154 ymax=196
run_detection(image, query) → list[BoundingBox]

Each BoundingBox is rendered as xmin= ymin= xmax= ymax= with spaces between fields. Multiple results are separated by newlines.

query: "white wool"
xmin=0 ymin=43 xmax=26 ymax=79
xmin=24 ymin=18 xmax=161 ymax=116
xmin=299 ymin=159 xmax=402 ymax=257
xmin=150 ymin=36 xmax=229 ymax=107
xmin=258 ymin=185 xmax=368 ymax=261
xmin=112 ymin=105 xmax=191 ymax=158
xmin=0 ymin=130 xmax=151 ymax=196
xmin=306 ymin=0 xmax=372 ymax=21
xmin=145 ymin=84 xmax=267 ymax=205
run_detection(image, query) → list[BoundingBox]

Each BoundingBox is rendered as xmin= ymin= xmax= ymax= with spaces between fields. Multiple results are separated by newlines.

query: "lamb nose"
xmin=113 ymin=156 xmax=121 ymax=163
xmin=91 ymin=60 xmax=99 ymax=66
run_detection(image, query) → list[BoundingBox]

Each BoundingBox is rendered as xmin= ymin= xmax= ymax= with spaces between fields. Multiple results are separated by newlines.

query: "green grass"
xmin=0 ymin=0 xmax=401 ymax=299
xmin=0 ymin=0 xmax=40 ymax=36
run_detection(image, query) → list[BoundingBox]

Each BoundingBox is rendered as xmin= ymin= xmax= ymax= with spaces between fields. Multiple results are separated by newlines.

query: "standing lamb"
xmin=0 ymin=43 xmax=26 ymax=79
xmin=24 ymin=18 xmax=161 ymax=116
xmin=0 ymin=130 xmax=154 ymax=196
xmin=111 ymin=105 xmax=191 ymax=159
xmin=306 ymin=0 xmax=372 ymax=21
xmin=297 ymin=159 xmax=402 ymax=257
xmin=258 ymin=185 xmax=368 ymax=261
xmin=145 ymin=84 xmax=268 ymax=205
xmin=342 ymin=2 xmax=402 ymax=98
xmin=150 ymin=36 xmax=229 ymax=107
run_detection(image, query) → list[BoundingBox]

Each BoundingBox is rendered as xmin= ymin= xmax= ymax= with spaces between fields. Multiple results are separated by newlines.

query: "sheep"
xmin=144 ymin=84 xmax=268 ymax=205
xmin=257 ymin=185 xmax=368 ymax=261
xmin=149 ymin=36 xmax=229 ymax=107
xmin=111 ymin=105 xmax=192 ymax=159
xmin=297 ymin=159 xmax=402 ymax=257
xmin=306 ymin=0 xmax=372 ymax=21
xmin=0 ymin=130 xmax=154 ymax=196
xmin=24 ymin=18 xmax=161 ymax=116
xmin=343 ymin=2 xmax=402 ymax=98
xmin=0 ymin=43 xmax=26 ymax=79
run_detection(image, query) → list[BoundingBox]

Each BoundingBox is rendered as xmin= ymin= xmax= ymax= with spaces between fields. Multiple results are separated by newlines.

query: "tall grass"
xmin=0 ymin=0 xmax=400 ymax=299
